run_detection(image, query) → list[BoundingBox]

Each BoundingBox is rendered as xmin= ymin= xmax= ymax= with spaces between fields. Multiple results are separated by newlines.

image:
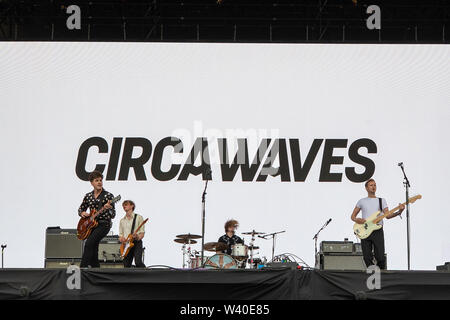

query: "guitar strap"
xmin=379 ymin=198 xmax=383 ymax=212
xmin=131 ymin=214 xmax=137 ymax=235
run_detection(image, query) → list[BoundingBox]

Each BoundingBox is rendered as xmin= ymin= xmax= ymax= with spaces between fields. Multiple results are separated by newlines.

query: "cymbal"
xmin=242 ymin=230 xmax=265 ymax=235
xmin=248 ymin=246 xmax=260 ymax=250
xmin=203 ymin=242 xmax=228 ymax=252
xmin=174 ymin=238 xmax=197 ymax=244
xmin=176 ymin=233 xmax=202 ymax=240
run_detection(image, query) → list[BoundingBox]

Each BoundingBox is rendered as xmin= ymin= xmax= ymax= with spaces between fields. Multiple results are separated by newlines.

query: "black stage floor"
xmin=0 ymin=268 xmax=449 ymax=300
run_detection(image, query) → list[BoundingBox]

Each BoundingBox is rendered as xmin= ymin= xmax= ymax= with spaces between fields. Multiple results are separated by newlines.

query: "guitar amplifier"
xmin=98 ymin=235 xmax=123 ymax=262
xmin=318 ymin=240 xmax=387 ymax=270
xmin=321 ymin=241 xmax=354 ymax=254
xmin=45 ymin=227 xmax=83 ymax=259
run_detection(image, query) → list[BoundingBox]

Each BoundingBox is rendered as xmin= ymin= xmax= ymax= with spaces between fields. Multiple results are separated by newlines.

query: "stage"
xmin=0 ymin=268 xmax=449 ymax=300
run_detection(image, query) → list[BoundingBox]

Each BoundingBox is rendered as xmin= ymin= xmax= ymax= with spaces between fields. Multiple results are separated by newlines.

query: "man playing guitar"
xmin=217 ymin=219 xmax=244 ymax=255
xmin=78 ymin=171 xmax=116 ymax=268
xmin=119 ymin=200 xmax=146 ymax=268
xmin=351 ymin=179 xmax=404 ymax=269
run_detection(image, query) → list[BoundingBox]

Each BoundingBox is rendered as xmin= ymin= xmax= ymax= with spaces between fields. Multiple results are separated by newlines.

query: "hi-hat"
xmin=176 ymin=233 xmax=202 ymax=240
xmin=242 ymin=230 xmax=265 ymax=235
xmin=174 ymin=238 xmax=197 ymax=244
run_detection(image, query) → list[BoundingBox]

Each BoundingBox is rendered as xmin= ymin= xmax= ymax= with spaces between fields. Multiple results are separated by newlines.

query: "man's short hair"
xmin=365 ymin=178 xmax=375 ymax=188
xmin=123 ymin=200 xmax=136 ymax=211
xmin=88 ymin=170 xmax=103 ymax=182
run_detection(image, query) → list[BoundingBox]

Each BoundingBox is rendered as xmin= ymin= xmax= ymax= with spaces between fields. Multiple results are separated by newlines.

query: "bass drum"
xmin=204 ymin=253 xmax=238 ymax=269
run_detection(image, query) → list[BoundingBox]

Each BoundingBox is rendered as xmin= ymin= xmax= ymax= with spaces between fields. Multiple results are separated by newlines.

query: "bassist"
xmin=78 ymin=171 xmax=116 ymax=268
xmin=351 ymin=179 xmax=404 ymax=270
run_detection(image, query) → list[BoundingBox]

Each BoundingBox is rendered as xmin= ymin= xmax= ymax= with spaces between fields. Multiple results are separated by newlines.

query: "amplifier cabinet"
xmin=317 ymin=253 xmax=388 ymax=271
xmin=45 ymin=227 xmax=83 ymax=259
xmin=320 ymin=241 xmax=353 ymax=254
xmin=44 ymin=259 xmax=81 ymax=269
xmin=98 ymin=235 xmax=123 ymax=262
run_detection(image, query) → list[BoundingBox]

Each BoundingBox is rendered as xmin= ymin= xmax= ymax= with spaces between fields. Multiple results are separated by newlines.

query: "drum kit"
xmin=173 ymin=230 xmax=273 ymax=269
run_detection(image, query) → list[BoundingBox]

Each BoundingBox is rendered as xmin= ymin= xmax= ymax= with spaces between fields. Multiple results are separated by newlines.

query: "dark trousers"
xmin=123 ymin=240 xmax=146 ymax=268
xmin=81 ymin=222 xmax=110 ymax=268
xmin=361 ymin=228 xmax=386 ymax=269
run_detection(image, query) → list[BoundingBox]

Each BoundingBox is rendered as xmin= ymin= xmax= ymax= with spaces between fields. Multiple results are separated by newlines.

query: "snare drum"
xmin=204 ymin=253 xmax=238 ymax=269
xmin=231 ymin=244 xmax=248 ymax=260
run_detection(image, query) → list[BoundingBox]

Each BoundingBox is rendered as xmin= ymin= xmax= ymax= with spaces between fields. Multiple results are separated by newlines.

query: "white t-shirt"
xmin=356 ymin=197 xmax=388 ymax=225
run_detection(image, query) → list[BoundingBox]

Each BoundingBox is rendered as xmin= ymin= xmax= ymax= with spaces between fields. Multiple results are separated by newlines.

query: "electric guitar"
xmin=353 ymin=194 xmax=422 ymax=240
xmin=76 ymin=195 xmax=121 ymax=240
xmin=120 ymin=218 xmax=149 ymax=259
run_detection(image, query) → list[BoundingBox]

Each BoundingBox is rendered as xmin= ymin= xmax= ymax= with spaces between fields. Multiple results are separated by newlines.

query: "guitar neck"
xmin=373 ymin=202 xmax=405 ymax=224
xmin=92 ymin=205 xmax=108 ymax=218
xmin=132 ymin=218 xmax=149 ymax=236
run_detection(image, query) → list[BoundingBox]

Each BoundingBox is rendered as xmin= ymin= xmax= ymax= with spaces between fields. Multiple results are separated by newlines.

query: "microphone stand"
xmin=260 ymin=231 xmax=286 ymax=262
xmin=1 ymin=244 xmax=6 ymax=268
xmin=200 ymin=169 xmax=212 ymax=267
xmin=313 ymin=219 xmax=332 ymax=268
xmin=399 ymin=163 xmax=412 ymax=270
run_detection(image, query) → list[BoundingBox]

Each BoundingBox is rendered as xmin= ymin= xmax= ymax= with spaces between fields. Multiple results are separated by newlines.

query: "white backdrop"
xmin=0 ymin=42 xmax=449 ymax=270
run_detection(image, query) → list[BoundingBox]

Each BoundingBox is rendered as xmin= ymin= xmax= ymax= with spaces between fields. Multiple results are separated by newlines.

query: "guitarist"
xmin=119 ymin=200 xmax=146 ymax=268
xmin=351 ymin=179 xmax=404 ymax=270
xmin=78 ymin=170 xmax=116 ymax=268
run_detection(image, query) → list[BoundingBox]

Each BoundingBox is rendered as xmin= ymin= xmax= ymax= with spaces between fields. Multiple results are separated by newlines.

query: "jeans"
xmin=80 ymin=221 xmax=111 ymax=268
xmin=361 ymin=228 xmax=386 ymax=270
xmin=123 ymin=239 xmax=146 ymax=268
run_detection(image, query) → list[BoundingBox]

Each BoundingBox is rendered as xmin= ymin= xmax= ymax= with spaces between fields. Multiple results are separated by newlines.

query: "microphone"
xmin=326 ymin=218 xmax=332 ymax=225
xmin=1 ymin=244 xmax=6 ymax=250
xmin=398 ymin=162 xmax=404 ymax=167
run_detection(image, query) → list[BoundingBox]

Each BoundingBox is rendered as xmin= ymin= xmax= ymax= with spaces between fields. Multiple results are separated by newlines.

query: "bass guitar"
xmin=120 ymin=218 xmax=149 ymax=259
xmin=77 ymin=195 xmax=121 ymax=240
xmin=353 ymin=194 xmax=422 ymax=240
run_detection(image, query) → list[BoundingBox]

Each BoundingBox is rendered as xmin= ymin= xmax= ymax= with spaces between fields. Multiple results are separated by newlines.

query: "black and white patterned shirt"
xmin=78 ymin=189 xmax=116 ymax=225
xmin=218 ymin=234 xmax=244 ymax=255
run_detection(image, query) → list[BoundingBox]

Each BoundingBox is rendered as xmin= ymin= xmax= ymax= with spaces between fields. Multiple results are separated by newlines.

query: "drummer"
xmin=217 ymin=219 xmax=244 ymax=255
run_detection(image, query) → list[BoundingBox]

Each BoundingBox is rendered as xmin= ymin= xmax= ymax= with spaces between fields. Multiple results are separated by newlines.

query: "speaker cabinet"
xmin=44 ymin=259 xmax=81 ymax=268
xmin=318 ymin=253 xmax=388 ymax=270
xmin=319 ymin=254 xmax=366 ymax=271
xmin=45 ymin=227 xmax=83 ymax=259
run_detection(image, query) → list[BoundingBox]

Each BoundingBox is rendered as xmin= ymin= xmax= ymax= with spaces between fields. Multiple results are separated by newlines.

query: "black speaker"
xmin=45 ymin=227 xmax=83 ymax=259
xmin=318 ymin=254 xmax=366 ymax=271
